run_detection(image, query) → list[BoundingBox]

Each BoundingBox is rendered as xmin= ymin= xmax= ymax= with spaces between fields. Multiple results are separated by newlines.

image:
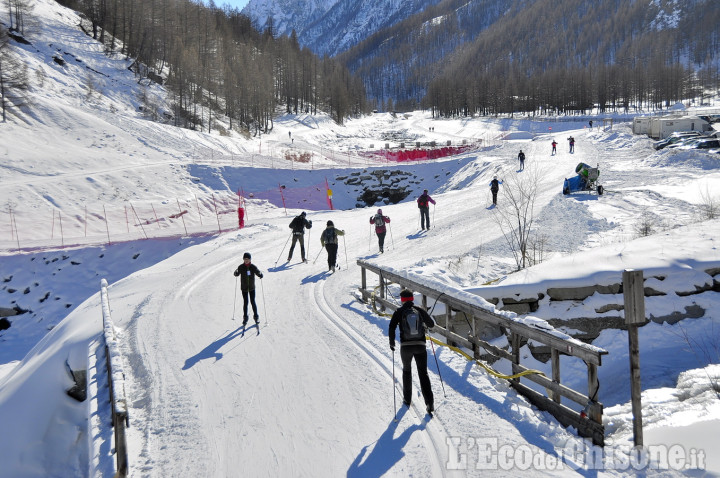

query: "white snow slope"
xmin=1 ymin=1 xmax=720 ymax=477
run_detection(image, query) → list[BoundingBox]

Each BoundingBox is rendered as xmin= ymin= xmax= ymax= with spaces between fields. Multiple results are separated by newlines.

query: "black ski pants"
xmin=288 ymin=233 xmax=305 ymax=260
xmin=400 ymin=344 xmax=434 ymax=408
xmin=491 ymin=189 xmax=498 ymax=205
xmin=326 ymin=243 xmax=338 ymax=269
xmin=419 ymin=207 xmax=430 ymax=230
xmin=241 ymin=289 xmax=258 ymax=319
xmin=376 ymin=231 xmax=386 ymax=252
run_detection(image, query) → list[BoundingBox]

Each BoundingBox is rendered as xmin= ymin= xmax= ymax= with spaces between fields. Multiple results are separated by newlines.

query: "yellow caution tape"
xmin=370 ymin=283 xmax=544 ymax=381
xmin=426 ymin=335 xmax=545 ymax=380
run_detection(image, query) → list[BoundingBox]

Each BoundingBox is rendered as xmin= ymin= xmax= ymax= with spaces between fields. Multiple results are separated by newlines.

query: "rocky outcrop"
xmin=336 ymin=169 xmax=420 ymax=207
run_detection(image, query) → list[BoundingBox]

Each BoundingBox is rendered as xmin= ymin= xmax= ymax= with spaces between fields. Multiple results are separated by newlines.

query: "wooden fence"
xmin=100 ymin=279 xmax=129 ymax=476
xmin=357 ymin=260 xmax=608 ymax=446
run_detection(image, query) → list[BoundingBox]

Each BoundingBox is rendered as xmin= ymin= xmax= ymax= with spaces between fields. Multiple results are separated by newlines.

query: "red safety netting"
xmin=359 ymin=145 xmax=473 ymax=162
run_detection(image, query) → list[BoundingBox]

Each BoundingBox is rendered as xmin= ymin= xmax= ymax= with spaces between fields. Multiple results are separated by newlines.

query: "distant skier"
xmin=370 ymin=208 xmax=391 ymax=253
xmin=518 ymin=150 xmax=526 ymax=170
xmin=489 ymin=176 xmax=503 ymax=206
xmin=551 ymin=140 xmax=557 ymax=155
xmin=389 ymin=289 xmax=436 ymax=414
xmin=320 ymin=220 xmax=345 ymax=272
xmin=589 ymin=120 xmax=593 ymax=129
xmin=233 ymin=252 xmax=264 ymax=325
xmin=287 ymin=211 xmax=312 ymax=262
xmin=568 ymin=136 xmax=575 ymax=153
xmin=416 ymin=189 xmax=436 ymax=230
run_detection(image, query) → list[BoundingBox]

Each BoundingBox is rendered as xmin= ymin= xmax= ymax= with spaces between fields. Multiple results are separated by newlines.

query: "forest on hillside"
xmin=340 ymin=0 xmax=720 ymax=116
xmin=3 ymin=0 xmax=368 ymax=130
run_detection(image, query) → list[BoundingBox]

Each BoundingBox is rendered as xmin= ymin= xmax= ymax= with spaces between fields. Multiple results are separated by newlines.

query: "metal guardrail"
xmin=100 ymin=279 xmax=129 ymax=476
xmin=357 ymin=260 xmax=608 ymax=446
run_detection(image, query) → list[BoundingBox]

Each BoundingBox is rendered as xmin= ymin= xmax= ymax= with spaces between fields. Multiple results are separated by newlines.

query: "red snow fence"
xmin=360 ymin=144 xmax=474 ymax=162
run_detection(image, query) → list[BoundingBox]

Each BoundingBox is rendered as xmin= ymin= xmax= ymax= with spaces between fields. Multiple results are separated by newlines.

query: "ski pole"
xmin=369 ymin=224 xmax=372 ymax=252
xmin=306 ymin=228 xmax=311 ymax=260
xmin=429 ymin=337 xmax=447 ymax=398
xmin=313 ymin=244 xmax=324 ymax=264
xmin=432 ymin=204 xmax=436 ymax=229
xmin=343 ymin=234 xmax=348 ymax=269
xmin=275 ymin=233 xmax=292 ymax=265
xmin=392 ymin=348 xmax=398 ymax=421
xmin=232 ymin=275 xmax=238 ymax=320
xmin=388 ymin=223 xmax=394 ymax=249
xmin=260 ymin=277 xmax=268 ymax=326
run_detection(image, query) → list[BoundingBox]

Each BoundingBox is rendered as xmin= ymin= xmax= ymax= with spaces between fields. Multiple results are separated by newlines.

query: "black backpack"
xmin=374 ymin=215 xmax=385 ymax=227
xmin=418 ymin=194 xmax=428 ymax=208
xmin=401 ymin=306 xmax=425 ymax=341
xmin=323 ymin=227 xmax=337 ymax=244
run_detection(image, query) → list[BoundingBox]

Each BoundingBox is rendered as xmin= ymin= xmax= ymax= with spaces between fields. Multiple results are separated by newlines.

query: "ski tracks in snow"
xmin=310 ymin=278 xmax=450 ymax=477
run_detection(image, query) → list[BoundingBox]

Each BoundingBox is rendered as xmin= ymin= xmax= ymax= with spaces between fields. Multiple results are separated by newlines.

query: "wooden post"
xmin=551 ymin=348 xmax=561 ymax=403
xmin=445 ymin=303 xmax=450 ymax=336
xmin=587 ymin=363 xmax=602 ymax=422
xmin=360 ymin=267 xmax=366 ymax=292
xmin=623 ymin=269 xmax=645 ymax=447
xmin=511 ymin=332 xmax=520 ymax=381
xmin=379 ymin=273 xmax=385 ymax=311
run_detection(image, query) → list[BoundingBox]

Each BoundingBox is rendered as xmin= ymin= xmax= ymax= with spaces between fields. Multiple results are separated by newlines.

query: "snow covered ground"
xmin=1 ymin=1 xmax=720 ymax=476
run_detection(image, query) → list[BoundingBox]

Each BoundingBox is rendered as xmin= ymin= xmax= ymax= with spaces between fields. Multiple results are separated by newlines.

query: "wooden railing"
xmin=357 ymin=260 xmax=608 ymax=446
xmin=100 ymin=279 xmax=129 ymax=476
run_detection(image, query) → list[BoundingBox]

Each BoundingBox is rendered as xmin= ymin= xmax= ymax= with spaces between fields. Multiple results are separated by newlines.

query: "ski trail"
xmin=311 ymin=279 xmax=448 ymax=477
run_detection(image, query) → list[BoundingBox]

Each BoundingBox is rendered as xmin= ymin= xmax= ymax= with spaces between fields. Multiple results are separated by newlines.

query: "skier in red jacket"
xmin=370 ymin=208 xmax=391 ymax=253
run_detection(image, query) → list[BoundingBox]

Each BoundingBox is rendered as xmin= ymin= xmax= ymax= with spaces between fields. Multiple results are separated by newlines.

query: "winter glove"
xmin=233 ymin=269 xmax=240 ymax=277
xmin=308 ymin=220 xmax=313 ymax=227
xmin=258 ymin=272 xmax=264 ymax=279
xmin=389 ymin=342 xmax=395 ymax=352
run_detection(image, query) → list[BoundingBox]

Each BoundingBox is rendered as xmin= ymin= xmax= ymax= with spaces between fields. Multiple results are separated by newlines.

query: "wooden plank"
xmin=516 ymin=363 xmax=592 ymax=406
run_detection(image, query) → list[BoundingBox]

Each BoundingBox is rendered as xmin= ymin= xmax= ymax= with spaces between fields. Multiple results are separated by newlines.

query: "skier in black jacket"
xmin=233 ymin=252 xmax=264 ymax=325
xmin=389 ymin=289 xmax=436 ymax=413
xmin=287 ymin=211 xmax=312 ymax=262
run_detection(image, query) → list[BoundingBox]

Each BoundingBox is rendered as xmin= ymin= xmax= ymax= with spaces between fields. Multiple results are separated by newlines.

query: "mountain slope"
xmin=243 ymin=0 xmax=445 ymax=56
xmin=338 ymin=0 xmax=720 ymax=104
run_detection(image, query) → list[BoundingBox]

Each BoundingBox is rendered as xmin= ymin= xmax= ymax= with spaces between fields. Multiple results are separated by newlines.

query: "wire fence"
xmin=1 ymin=191 xmax=241 ymax=253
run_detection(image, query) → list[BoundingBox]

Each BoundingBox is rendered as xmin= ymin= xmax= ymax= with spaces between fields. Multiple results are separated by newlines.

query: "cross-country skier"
xmin=370 ymin=208 xmax=391 ymax=253
xmin=518 ymin=150 xmax=526 ymax=170
xmin=287 ymin=211 xmax=312 ymax=262
xmin=489 ymin=176 xmax=503 ymax=206
xmin=320 ymin=220 xmax=345 ymax=272
xmin=416 ymin=189 xmax=436 ymax=230
xmin=389 ymin=289 xmax=436 ymax=414
xmin=233 ymin=252 xmax=264 ymax=325
xmin=551 ymin=140 xmax=557 ymax=155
